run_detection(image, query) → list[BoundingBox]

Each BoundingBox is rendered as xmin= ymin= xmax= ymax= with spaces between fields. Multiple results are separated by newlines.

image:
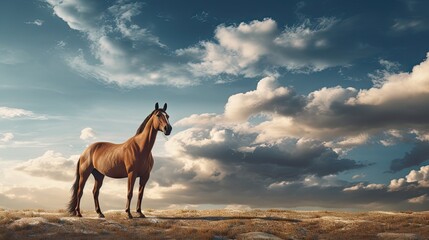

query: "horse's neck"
xmin=134 ymin=118 xmax=157 ymax=155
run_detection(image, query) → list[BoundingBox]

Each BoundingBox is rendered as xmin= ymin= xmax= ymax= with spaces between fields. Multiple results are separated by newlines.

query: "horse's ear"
xmin=163 ymin=103 xmax=167 ymax=111
xmin=155 ymin=102 xmax=159 ymax=110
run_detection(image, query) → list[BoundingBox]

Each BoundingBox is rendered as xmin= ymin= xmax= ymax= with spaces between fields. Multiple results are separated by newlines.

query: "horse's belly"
xmin=95 ymin=160 xmax=128 ymax=178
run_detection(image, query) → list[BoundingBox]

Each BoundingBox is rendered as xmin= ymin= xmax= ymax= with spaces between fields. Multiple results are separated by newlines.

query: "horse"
xmin=67 ymin=102 xmax=172 ymax=219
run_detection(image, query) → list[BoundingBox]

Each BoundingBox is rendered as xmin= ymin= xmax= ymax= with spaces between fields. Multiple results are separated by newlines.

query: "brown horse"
xmin=67 ymin=102 xmax=172 ymax=219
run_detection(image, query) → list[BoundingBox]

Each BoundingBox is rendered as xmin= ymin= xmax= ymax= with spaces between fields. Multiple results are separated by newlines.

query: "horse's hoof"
xmin=98 ymin=213 xmax=105 ymax=218
xmin=137 ymin=212 xmax=146 ymax=218
xmin=127 ymin=214 xmax=133 ymax=219
xmin=77 ymin=213 xmax=82 ymax=217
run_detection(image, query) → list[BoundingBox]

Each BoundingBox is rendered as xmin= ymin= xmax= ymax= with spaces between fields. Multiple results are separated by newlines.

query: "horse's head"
xmin=153 ymin=102 xmax=172 ymax=136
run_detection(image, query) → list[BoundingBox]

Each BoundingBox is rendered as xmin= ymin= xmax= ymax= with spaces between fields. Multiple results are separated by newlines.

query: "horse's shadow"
xmin=152 ymin=216 xmax=301 ymax=222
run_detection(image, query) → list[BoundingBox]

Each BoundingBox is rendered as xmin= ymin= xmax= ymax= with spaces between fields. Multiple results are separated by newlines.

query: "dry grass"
xmin=0 ymin=208 xmax=428 ymax=239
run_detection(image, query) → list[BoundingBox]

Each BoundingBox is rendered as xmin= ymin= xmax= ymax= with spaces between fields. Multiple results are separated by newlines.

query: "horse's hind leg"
xmin=92 ymin=169 xmax=105 ymax=218
xmin=75 ymin=163 xmax=93 ymax=217
xmin=136 ymin=174 xmax=150 ymax=218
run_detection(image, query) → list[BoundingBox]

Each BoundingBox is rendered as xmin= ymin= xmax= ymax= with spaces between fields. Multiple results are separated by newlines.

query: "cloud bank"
xmin=151 ymin=53 xmax=429 ymax=210
xmin=15 ymin=150 xmax=78 ymax=181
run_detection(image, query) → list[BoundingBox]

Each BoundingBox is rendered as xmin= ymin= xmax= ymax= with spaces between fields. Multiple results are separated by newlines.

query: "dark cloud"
xmin=390 ymin=142 xmax=429 ymax=172
xmin=149 ymin=156 xmax=429 ymax=210
xmin=168 ymin=128 xmax=364 ymax=181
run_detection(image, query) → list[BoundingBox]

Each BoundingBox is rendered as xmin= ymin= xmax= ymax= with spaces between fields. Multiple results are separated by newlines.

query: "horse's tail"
xmin=67 ymin=157 xmax=80 ymax=215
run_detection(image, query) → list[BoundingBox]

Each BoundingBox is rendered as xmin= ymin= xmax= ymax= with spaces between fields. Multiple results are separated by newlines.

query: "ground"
xmin=0 ymin=208 xmax=428 ymax=239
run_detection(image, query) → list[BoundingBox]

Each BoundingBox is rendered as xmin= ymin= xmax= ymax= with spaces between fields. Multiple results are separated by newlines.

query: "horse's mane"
xmin=135 ymin=110 xmax=156 ymax=135
xmin=135 ymin=109 xmax=166 ymax=135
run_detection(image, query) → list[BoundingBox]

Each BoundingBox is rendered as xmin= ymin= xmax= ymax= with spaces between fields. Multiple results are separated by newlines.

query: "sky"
xmin=1 ymin=0 xmax=429 ymax=211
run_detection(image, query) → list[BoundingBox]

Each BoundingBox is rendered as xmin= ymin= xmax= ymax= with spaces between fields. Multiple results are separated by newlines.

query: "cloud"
xmin=148 ymin=52 xmax=429 ymax=209
xmin=352 ymin=174 xmax=366 ymax=180
xmin=408 ymin=194 xmax=428 ymax=204
xmin=15 ymin=150 xmax=78 ymax=181
xmin=178 ymin=52 xmax=429 ymax=153
xmin=25 ymin=19 xmax=44 ymax=26
xmin=224 ymin=76 xmax=306 ymax=121
xmin=388 ymin=165 xmax=429 ymax=191
xmin=192 ymin=11 xmax=209 ymax=23
xmin=406 ymin=165 xmax=429 ymax=187
xmin=0 ymin=48 xmax=29 ymax=65
xmin=46 ymin=0 xmax=194 ymax=87
xmin=56 ymin=40 xmax=67 ymax=49
xmin=147 ymin=158 xmax=429 ymax=210
xmin=42 ymin=1 xmax=429 ymax=90
xmin=3 ymin=149 xmax=429 ymax=211
xmin=80 ymin=127 xmax=96 ymax=141
xmin=343 ymin=183 xmax=385 ymax=191
xmin=0 ymin=106 xmax=47 ymax=120
xmin=175 ymin=113 xmax=224 ymax=127
xmin=166 ymin=127 xmax=364 ymax=183
xmin=389 ymin=142 xmax=429 ymax=172
xmin=368 ymin=59 xmax=400 ymax=87
xmin=0 ymin=133 xmax=14 ymax=142
xmin=178 ymin=17 xmax=371 ymax=77
xmin=392 ymin=19 xmax=426 ymax=32
xmin=46 ymin=2 xmax=376 ymax=86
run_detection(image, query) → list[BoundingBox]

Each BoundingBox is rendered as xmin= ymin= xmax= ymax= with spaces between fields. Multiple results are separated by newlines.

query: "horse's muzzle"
xmin=164 ymin=125 xmax=172 ymax=136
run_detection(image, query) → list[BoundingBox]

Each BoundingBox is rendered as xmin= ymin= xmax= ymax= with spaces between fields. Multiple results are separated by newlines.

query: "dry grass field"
xmin=0 ymin=208 xmax=428 ymax=240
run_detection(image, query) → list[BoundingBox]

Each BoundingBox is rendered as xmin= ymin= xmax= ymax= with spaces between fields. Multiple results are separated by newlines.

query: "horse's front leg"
xmin=125 ymin=172 xmax=137 ymax=219
xmin=136 ymin=174 xmax=150 ymax=218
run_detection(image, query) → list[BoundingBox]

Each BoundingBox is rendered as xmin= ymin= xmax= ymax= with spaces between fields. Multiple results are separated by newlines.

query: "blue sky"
xmin=1 ymin=0 xmax=429 ymax=211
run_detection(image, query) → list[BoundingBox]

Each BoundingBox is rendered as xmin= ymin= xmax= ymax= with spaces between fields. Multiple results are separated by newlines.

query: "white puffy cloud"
xmin=224 ymin=76 xmax=305 ymax=122
xmin=406 ymin=165 xmax=429 ymax=187
xmin=0 ymin=107 xmax=34 ymax=119
xmin=179 ymin=17 xmax=370 ymax=77
xmin=349 ymin=53 xmax=429 ymax=105
xmin=14 ymin=150 xmax=78 ymax=181
xmin=388 ymin=178 xmax=407 ymax=192
xmin=389 ymin=165 xmax=429 ymax=191
xmin=80 ymin=127 xmax=96 ymax=141
xmin=0 ymin=133 xmax=14 ymax=142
